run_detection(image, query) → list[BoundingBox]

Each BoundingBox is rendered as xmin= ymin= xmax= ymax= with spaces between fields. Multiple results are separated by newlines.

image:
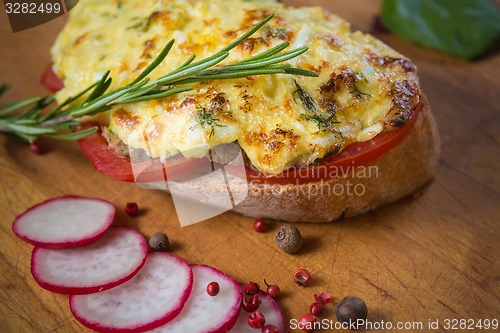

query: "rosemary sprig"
xmin=351 ymin=71 xmax=372 ymax=99
xmin=0 ymin=14 xmax=318 ymax=143
xmin=352 ymin=83 xmax=372 ymax=99
xmin=292 ymin=79 xmax=339 ymax=131
xmin=0 ymin=84 xmax=10 ymax=96
xmin=191 ymin=106 xmax=225 ymax=138
xmin=292 ymin=79 xmax=320 ymax=114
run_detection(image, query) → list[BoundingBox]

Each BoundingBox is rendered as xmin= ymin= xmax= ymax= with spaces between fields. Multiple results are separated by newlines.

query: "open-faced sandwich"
xmin=44 ymin=0 xmax=440 ymax=222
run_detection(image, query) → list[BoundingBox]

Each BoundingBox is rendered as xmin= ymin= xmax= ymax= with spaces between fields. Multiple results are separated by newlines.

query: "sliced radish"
xmin=150 ymin=264 xmax=242 ymax=333
xmin=229 ymin=288 xmax=285 ymax=333
xmin=31 ymin=226 xmax=147 ymax=294
xmin=70 ymin=253 xmax=193 ymax=332
xmin=13 ymin=195 xmax=115 ymax=248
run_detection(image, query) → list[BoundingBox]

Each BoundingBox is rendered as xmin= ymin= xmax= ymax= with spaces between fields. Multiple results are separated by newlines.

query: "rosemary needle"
xmin=0 ymin=14 xmax=318 ymax=143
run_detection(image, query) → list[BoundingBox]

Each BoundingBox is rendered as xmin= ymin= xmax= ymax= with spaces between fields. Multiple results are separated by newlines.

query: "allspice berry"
xmin=335 ymin=296 xmax=368 ymax=330
xmin=149 ymin=232 xmax=170 ymax=251
xmin=274 ymin=224 xmax=302 ymax=254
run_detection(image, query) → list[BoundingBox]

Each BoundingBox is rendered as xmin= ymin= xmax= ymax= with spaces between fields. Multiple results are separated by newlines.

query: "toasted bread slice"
xmin=232 ymin=95 xmax=440 ymax=222
xmin=165 ymin=95 xmax=439 ymax=222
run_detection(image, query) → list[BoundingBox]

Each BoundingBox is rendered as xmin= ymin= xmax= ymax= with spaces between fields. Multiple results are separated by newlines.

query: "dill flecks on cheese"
xmin=52 ymin=0 xmax=420 ymax=175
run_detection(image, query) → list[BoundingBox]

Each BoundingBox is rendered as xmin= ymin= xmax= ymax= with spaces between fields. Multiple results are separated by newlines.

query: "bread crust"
xmin=230 ymin=94 xmax=440 ymax=222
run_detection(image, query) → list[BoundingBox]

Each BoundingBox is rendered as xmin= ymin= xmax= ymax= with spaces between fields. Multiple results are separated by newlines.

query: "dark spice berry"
xmin=206 ymin=281 xmax=220 ymax=296
xmin=298 ymin=313 xmax=316 ymax=332
xmin=264 ymin=279 xmax=280 ymax=299
xmin=248 ymin=311 xmax=266 ymax=329
xmin=275 ymin=224 xmax=302 ymax=254
xmin=309 ymin=302 xmax=324 ymax=316
xmin=335 ymin=296 xmax=368 ymax=330
xmin=125 ymin=202 xmax=139 ymax=216
xmin=261 ymin=324 xmax=279 ymax=333
xmin=29 ymin=141 xmax=45 ymax=155
xmin=242 ymin=294 xmax=261 ymax=312
xmin=293 ymin=268 xmax=312 ymax=287
xmin=253 ymin=217 xmax=267 ymax=233
xmin=148 ymin=232 xmax=170 ymax=252
xmin=245 ymin=281 xmax=260 ymax=296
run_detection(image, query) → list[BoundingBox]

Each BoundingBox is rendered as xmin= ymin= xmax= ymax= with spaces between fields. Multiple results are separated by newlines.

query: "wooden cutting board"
xmin=1 ymin=1 xmax=499 ymax=332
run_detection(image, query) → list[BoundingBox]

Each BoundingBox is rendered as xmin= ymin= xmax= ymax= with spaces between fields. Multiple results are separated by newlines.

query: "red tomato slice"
xmin=77 ymin=123 xmax=207 ymax=183
xmin=77 ymin=101 xmax=420 ymax=184
xmin=41 ymin=65 xmax=64 ymax=92
xmin=42 ymin=66 xmax=209 ymax=183
xmin=231 ymin=99 xmax=422 ymax=185
xmin=77 ymin=123 xmax=161 ymax=182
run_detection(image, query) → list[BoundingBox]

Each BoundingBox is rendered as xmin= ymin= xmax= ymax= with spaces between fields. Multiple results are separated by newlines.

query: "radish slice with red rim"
xmin=13 ymin=195 xmax=115 ymax=248
xmin=70 ymin=252 xmax=193 ymax=333
xmin=31 ymin=226 xmax=147 ymax=294
xmin=229 ymin=288 xmax=285 ymax=333
xmin=150 ymin=264 xmax=242 ymax=333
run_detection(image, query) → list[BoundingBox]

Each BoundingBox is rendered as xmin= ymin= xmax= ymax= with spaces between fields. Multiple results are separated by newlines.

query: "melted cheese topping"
xmin=52 ymin=0 xmax=420 ymax=175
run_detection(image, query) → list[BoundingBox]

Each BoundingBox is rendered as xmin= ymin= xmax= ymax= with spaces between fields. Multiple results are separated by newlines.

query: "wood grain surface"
xmin=1 ymin=1 xmax=499 ymax=332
